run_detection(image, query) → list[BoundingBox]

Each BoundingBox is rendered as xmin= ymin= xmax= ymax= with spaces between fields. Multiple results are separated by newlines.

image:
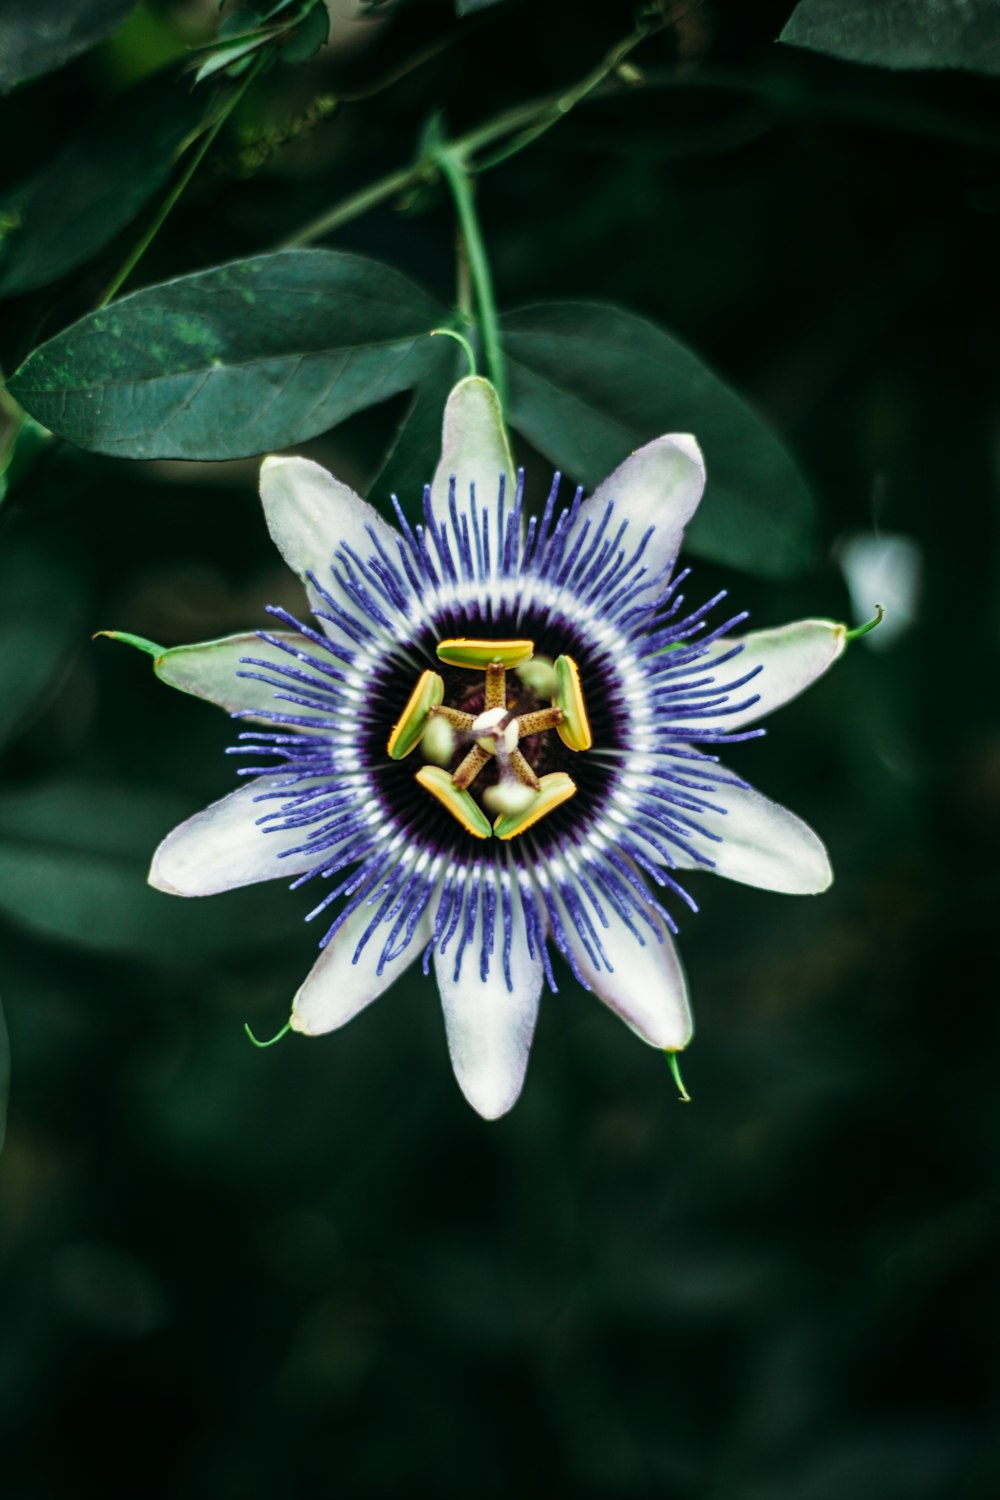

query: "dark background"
xmin=1 ymin=1 xmax=998 ymax=1495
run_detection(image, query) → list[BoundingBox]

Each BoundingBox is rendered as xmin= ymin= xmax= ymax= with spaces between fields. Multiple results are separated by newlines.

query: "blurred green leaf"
xmin=0 ymin=994 xmax=7 ymax=1157
xmin=0 ymin=0 xmax=138 ymax=93
xmin=370 ymin=337 xmax=463 ymax=506
xmin=7 ymin=249 xmax=448 ymax=461
xmin=193 ymin=35 xmax=272 ymax=85
xmin=0 ymin=416 xmax=51 ymax=509
xmin=501 ymin=302 xmax=818 ymax=578
xmin=192 ymin=0 xmax=329 ymax=80
xmin=0 ymin=778 xmax=310 ymax=958
xmin=780 ymin=0 xmax=1000 ymax=76
xmin=0 ymin=540 xmax=88 ymax=753
xmin=280 ymin=0 xmax=330 ymax=64
xmin=0 ymin=72 xmax=212 ymax=300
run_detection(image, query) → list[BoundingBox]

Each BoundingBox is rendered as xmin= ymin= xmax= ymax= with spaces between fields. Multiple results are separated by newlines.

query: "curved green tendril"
xmin=845 ymin=604 xmax=885 ymax=642
xmin=430 ymin=327 xmax=478 ymax=376
xmin=244 ymin=1019 xmax=291 ymax=1049
xmin=667 ymin=1050 xmax=691 ymax=1103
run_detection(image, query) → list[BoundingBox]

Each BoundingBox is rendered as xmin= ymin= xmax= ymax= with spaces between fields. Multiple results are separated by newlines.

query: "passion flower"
xmin=120 ymin=378 xmax=845 ymax=1118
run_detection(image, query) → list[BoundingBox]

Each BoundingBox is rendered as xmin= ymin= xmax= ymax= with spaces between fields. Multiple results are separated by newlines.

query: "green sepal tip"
xmin=845 ymin=604 xmax=885 ymax=643
xmin=94 ymin=629 xmax=165 ymax=659
xmin=666 ymin=1050 xmax=691 ymax=1103
xmin=430 ymin=327 xmax=478 ymax=376
xmin=244 ymin=1019 xmax=292 ymax=1049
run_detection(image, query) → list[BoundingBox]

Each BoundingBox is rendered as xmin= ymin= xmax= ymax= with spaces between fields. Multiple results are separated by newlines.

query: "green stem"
xmin=281 ymin=162 xmax=425 ymax=249
xmin=455 ymin=221 xmax=474 ymax=322
xmin=283 ymin=14 xmax=662 ymax=250
xmin=465 ymin=19 xmax=657 ymax=172
xmin=436 ymin=150 xmax=505 ymax=406
xmin=100 ymin=61 xmax=264 ymax=307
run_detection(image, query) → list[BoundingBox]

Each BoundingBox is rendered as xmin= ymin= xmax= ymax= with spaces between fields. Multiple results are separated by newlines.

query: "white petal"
xmin=577 ymin=434 xmax=705 ymax=587
xmin=434 ymin=877 xmax=542 ymax=1120
xmin=666 ymin=769 xmax=832 ymax=894
xmin=430 ymin=375 xmax=516 ymax=541
xmin=291 ymin=902 xmax=432 ymax=1036
xmin=563 ymin=892 xmax=692 ymax=1050
xmin=149 ymin=777 xmax=319 ymax=896
xmin=154 ymin=631 xmax=329 ymax=719
xmin=670 ymin=619 xmax=846 ymax=732
xmin=259 ymin=455 xmax=401 ymax=628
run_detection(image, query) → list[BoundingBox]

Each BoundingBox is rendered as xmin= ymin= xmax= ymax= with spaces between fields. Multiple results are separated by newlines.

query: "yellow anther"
xmin=436 ymin=638 xmax=535 ymax=669
xmin=387 ymin=670 xmax=445 ymax=759
xmin=415 ymin=766 xmax=493 ymax=839
xmin=493 ymin=772 xmax=577 ymax=840
xmin=552 ymin=655 xmax=592 ymax=752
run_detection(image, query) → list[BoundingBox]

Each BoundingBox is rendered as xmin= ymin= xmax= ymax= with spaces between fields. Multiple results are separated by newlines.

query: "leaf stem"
xmin=100 ymin=60 xmax=265 ymax=307
xmin=281 ymin=162 xmax=423 ymax=249
xmin=465 ymin=17 xmax=659 ymax=172
xmin=436 ymin=150 xmax=505 ymax=406
xmin=282 ymin=12 xmax=664 ymax=250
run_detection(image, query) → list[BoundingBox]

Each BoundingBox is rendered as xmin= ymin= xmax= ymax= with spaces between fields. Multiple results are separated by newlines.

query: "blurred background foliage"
xmin=0 ymin=1 xmax=998 ymax=1496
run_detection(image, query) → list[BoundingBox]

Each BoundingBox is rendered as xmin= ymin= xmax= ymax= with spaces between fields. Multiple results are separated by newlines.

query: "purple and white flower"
xmin=144 ymin=377 xmax=844 ymax=1118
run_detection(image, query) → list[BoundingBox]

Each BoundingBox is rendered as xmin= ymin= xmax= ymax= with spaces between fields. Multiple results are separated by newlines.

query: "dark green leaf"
xmin=218 ymin=5 xmax=270 ymax=40
xmin=0 ymin=72 xmax=211 ymax=299
xmin=0 ymin=417 xmax=51 ymax=509
xmin=7 ymin=249 xmax=448 ymax=461
xmin=0 ymin=540 xmax=88 ymax=753
xmin=456 ymin=0 xmax=508 ymax=13
xmin=370 ymin=336 xmax=463 ymax=510
xmin=0 ymin=0 xmax=138 ymax=94
xmin=501 ymin=302 xmax=817 ymax=579
xmin=280 ymin=0 xmax=331 ymax=64
xmin=0 ymin=778 xmax=309 ymax=957
xmin=780 ymin=0 xmax=1000 ymax=76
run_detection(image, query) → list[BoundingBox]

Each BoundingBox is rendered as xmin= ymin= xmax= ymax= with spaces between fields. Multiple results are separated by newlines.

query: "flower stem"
xmin=436 ymin=150 xmax=505 ymax=407
xmin=100 ymin=60 xmax=264 ymax=307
